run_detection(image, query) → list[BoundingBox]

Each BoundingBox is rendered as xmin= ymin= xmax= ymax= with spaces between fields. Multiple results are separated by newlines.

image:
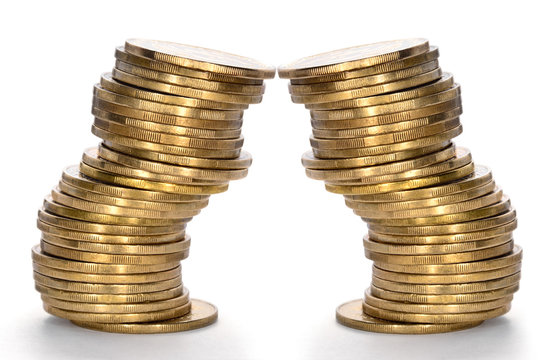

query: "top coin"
xmin=278 ymin=38 xmax=429 ymax=79
xmin=125 ymin=39 xmax=276 ymax=79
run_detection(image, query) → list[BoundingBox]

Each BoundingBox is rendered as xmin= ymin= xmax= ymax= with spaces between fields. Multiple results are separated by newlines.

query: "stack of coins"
xmin=279 ymin=38 xmax=522 ymax=334
xmin=32 ymin=39 xmax=274 ymax=333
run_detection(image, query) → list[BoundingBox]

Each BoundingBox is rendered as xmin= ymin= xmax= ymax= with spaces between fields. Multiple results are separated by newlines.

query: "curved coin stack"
xmin=279 ymin=38 xmax=522 ymax=334
xmin=32 ymin=39 xmax=275 ymax=333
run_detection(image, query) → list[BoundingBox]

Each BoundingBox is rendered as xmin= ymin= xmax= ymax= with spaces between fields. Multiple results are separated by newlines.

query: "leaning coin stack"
xmin=279 ymin=38 xmax=522 ymax=334
xmin=32 ymin=39 xmax=274 ymax=333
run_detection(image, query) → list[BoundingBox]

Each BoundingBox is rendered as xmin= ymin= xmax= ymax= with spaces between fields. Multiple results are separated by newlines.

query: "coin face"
xmin=279 ymin=38 xmax=429 ymax=77
xmin=125 ymin=39 xmax=275 ymax=78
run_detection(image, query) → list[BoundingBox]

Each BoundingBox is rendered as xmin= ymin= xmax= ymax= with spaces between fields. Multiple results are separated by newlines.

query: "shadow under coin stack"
xmin=279 ymin=39 xmax=522 ymax=334
xmin=32 ymin=39 xmax=275 ymax=333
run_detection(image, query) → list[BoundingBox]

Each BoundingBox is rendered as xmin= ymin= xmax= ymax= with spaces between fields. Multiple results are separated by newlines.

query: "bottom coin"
xmin=71 ymin=298 xmax=218 ymax=334
xmin=336 ymin=299 xmax=482 ymax=334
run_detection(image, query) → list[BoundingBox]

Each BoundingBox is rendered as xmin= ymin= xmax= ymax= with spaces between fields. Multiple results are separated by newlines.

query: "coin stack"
xmin=279 ymin=39 xmax=522 ymax=334
xmin=32 ymin=39 xmax=275 ymax=333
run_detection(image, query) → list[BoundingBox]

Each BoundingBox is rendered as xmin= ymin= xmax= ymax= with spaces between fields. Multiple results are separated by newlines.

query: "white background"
xmin=0 ymin=1 xmax=542 ymax=359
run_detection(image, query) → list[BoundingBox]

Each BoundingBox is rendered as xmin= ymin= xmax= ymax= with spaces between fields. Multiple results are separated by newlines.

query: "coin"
xmin=34 ymin=272 xmax=183 ymax=294
xmin=43 ymin=301 xmax=192 ymax=323
xmin=100 ymin=72 xmax=247 ymax=110
xmin=32 ymin=245 xmax=180 ymax=273
xmin=35 ymin=283 xmax=185 ymax=303
xmin=278 ymin=38 xmax=429 ymax=78
xmin=124 ymin=39 xmax=275 ymax=79
xmin=363 ymin=301 xmax=511 ymax=324
xmin=364 ymin=289 xmax=513 ymax=314
xmin=370 ymin=284 xmax=519 ymax=304
xmin=115 ymin=60 xmax=266 ymax=95
xmin=72 ymin=298 xmax=218 ymax=334
xmin=41 ymin=293 xmax=189 ymax=313
xmin=372 ymin=263 xmax=521 ymax=284
xmin=291 ymin=69 xmax=442 ymax=104
xmin=97 ymin=144 xmax=248 ymax=181
xmin=336 ymin=299 xmax=481 ymax=334
xmin=292 ymin=46 xmax=439 ymax=84
xmin=372 ymin=273 xmax=521 ymax=295
xmin=115 ymin=46 xmax=264 ymax=84
xmin=94 ymin=107 xmax=242 ymax=139
xmin=288 ymin=60 xmax=440 ymax=95
xmin=103 ymin=141 xmax=252 ymax=170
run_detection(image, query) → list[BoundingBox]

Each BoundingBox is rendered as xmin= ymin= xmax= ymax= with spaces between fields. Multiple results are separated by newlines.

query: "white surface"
xmin=0 ymin=1 xmax=542 ymax=359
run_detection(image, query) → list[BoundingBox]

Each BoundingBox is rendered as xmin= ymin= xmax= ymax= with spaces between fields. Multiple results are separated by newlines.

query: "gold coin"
xmin=311 ymin=97 xmax=459 ymax=130
xmin=375 ymin=253 xmax=523 ymax=274
xmin=41 ymin=233 xmax=191 ymax=255
xmin=356 ymin=186 xmax=502 ymax=219
xmin=31 ymin=245 xmax=179 ymax=273
xmin=124 ymin=39 xmax=275 ymax=79
xmin=112 ymin=68 xmax=262 ymax=105
xmin=51 ymin=186 xmax=199 ymax=219
xmin=306 ymin=144 xmax=456 ymax=181
xmin=311 ymin=118 xmax=460 ymax=150
xmin=364 ymin=196 xmax=510 ymax=226
xmin=72 ymin=298 xmax=218 ymax=334
xmin=57 ymin=180 xmax=209 ymax=212
xmin=94 ymin=107 xmax=242 ymax=139
xmin=82 ymin=147 xmax=225 ymax=186
xmin=33 ymin=262 xmax=181 ymax=284
xmin=36 ymin=283 xmax=185 ymax=303
xmin=116 ymin=60 xmax=265 ymax=95
xmin=291 ymin=69 xmax=442 ymax=104
xmin=98 ymin=144 xmax=248 ymax=181
xmin=92 ymin=126 xmax=241 ymax=159
xmin=372 ymin=273 xmax=521 ymax=295
xmin=301 ymin=142 xmax=451 ymax=170
xmin=43 ymin=195 xmax=187 ymax=226
xmin=43 ymin=301 xmax=191 ymax=323
xmin=288 ymin=60 xmax=439 ymax=94
xmin=278 ymin=38 xmax=429 ymax=78
xmin=38 ymin=209 xmax=186 ymax=235
xmin=307 ymin=72 xmax=454 ymax=111
xmin=369 ymin=222 xmax=520 ymax=245
xmin=325 ymin=162 xmax=473 ymax=195
xmin=115 ymin=46 xmax=264 ymax=85
xmin=335 ymin=299 xmax=481 ymax=334
xmin=364 ymin=232 xmax=512 ymax=255
xmin=104 ymin=141 xmax=252 ymax=170
xmin=364 ymin=289 xmax=513 ymax=314
xmin=100 ymin=72 xmax=247 ymax=110
xmin=41 ymin=293 xmax=189 ymax=313
xmin=364 ymin=241 xmax=513 ymax=265
xmin=367 ymin=209 xmax=517 ymax=236
xmin=40 ymin=240 xmax=190 ymax=265
xmin=312 ymin=108 xmax=462 ymax=139
xmin=372 ymin=263 xmax=521 ymax=284
xmin=34 ymin=272 xmax=182 ymax=294
xmin=347 ymin=165 xmax=491 ymax=202
xmin=79 ymin=162 xmax=228 ymax=195
xmin=310 ymin=87 xmax=460 ymax=123
xmin=292 ymin=46 xmax=439 ymax=84
xmin=314 ymin=126 xmax=463 ymax=159
xmin=349 ymin=181 xmax=495 ymax=212
xmin=94 ymin=85 xmax=244 ymax=120
xmin=363 ymin=301 xmax=511 ymax=324
xmin=370 ymin=284 xmax=519 ymax=304
xmin=37 ymin=220 xmax=185 ymax=245
xmin=92 ymin=98 xmax=243 ymax=130
xmin=62 ymin=165 xmax=208 ymax=202
xmin=93 ymin=117 xmax=244 ymax=150
xmin=331 ymin=148 xmax=471 ymax=186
